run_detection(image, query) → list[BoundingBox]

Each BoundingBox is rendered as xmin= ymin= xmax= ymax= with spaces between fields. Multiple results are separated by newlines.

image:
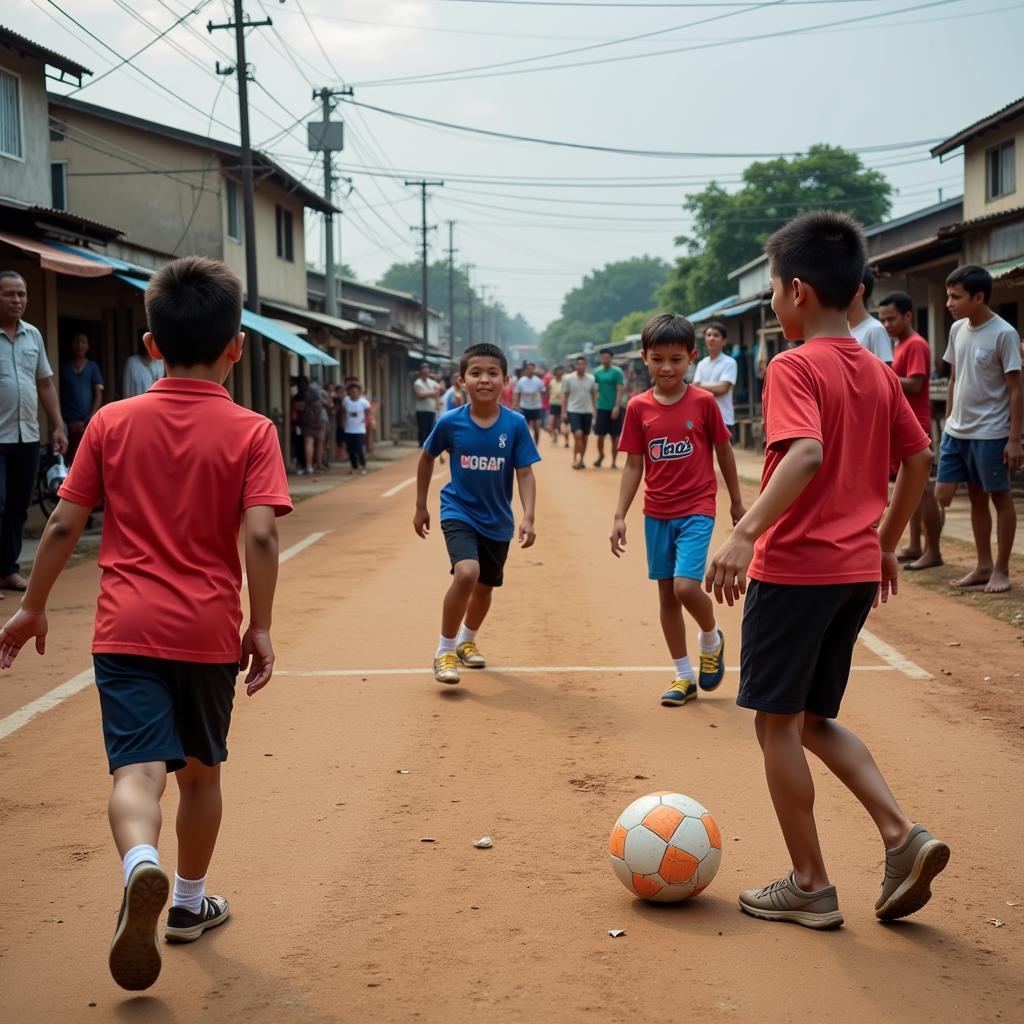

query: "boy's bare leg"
xmin=175 ymin=758 xmax=223 ymax=881
xmin=657 ymin=579 xmax=687 ymax=658
xmin=800 ymin=714 xmax=912 ymax=849
xmin=674 ymin=578 xmax=716 ymax=633
xmin=952 ymin=484 xmax=994 ymax=587
xmin=898 ymin=507 xmax=923 ymax=561
xmin=441 ymin=560 xmax=480 ymax=637
xmin=987 ymin=489 xmax=1016 ymax=593
xmin=109 ymin=762 xmax=167 ymax=855
xmin=908 ymin=487 xmax=943 ymax=570
xmin=754 ymin=712 xmax=830 ymax=892
xmin=303 ymin=436 xmax=314 ymax=472
xmin=463 ymin=581 xmax=493 ymax=632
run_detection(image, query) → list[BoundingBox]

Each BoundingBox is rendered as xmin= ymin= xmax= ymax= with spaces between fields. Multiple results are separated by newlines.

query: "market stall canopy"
xmin=0 ymin=231 xmax=113 ymax=278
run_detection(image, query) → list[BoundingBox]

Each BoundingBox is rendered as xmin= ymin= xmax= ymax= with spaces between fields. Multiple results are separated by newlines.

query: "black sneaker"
xmin=165 ymin=895 xmax=230 ymax=943
xmin=109 ymin=862 xmax=169 ymax=991
xmin=593 ymin=455 xmax=604 ymax=467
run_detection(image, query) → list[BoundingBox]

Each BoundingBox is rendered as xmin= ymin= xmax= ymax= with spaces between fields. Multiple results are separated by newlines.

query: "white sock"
xmin=122 ymin=844 xmax=159 ymax=886
xmin=698 ymin=627 xmax=721 ymax=653
xmin=172 ymin=872 xmax=206 ymax=914
xmin=436 ymin=634 xmax=457 ymax=657
xmin=456 ymin=625 xmax=477 ymax=645
xmin=672 ymin=656 xmax=694 ymax=681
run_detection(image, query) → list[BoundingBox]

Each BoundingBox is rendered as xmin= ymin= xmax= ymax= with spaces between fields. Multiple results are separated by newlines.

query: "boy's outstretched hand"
xmin=705 ymin=531 xmax=754 ymax=606
xmin=0 ymin=608 xmax=48 ymax=668
xmin=874 ymin=551 xmax=900 ymax=608
xmin=240 ymin=625 xmax=274 ymax=696
xmin=518 ymin=517 xmax=536 ymax=548
xmin=413 ymin=507 xmax=430 ymax=538
xmin=610 ymin=517 xmax=627 ymax=558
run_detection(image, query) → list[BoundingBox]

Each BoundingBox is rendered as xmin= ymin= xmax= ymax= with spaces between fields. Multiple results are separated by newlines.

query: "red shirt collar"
xmin=149 ymin=377 xmax=231 ymax=400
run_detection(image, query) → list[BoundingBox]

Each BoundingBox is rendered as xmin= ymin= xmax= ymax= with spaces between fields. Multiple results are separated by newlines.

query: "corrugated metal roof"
xmin=687 ymin=295 xmax=738 ymax=322
xmin=0 ymin=26 xmax=91 ymax=78
xmin=932 ymin=96 xmax=1024 ymax=157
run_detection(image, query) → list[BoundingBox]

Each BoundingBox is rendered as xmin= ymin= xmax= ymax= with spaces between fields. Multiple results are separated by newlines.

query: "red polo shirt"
xmin=892 ymin=331 xmax=932 ymax=434
xmin=59 ymin=378 xmax=292 ymax=663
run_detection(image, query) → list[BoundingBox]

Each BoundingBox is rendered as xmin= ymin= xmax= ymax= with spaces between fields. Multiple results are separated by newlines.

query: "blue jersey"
xmin=425 ymin=405 xmax=541 ymax=541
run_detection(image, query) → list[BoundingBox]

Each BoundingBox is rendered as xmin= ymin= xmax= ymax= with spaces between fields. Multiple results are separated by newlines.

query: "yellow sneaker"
xmin=456 ymin=640 xmax=486 ymax=669
xmin=661 ymin=678 xmax=697 ymax=707
xmin=433 ymin=652 xmax=461 ymax=685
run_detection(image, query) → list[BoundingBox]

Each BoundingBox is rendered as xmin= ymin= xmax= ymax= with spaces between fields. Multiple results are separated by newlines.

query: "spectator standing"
xmin=593 ymin=348 xmax=625 ymax=468
xmin=413 ymin=363 xmax=441 ymax=446
xmin=60 ymin=333 xmax=104 ymax=461
xmin=0 ymin=271 xmax=68 ymax=592
xmin=342 ymin=382 xmax=372 ymax=475
xmin=692 ymin=322 xmax=739 ymax=443
xmin=298 ymin=378 xmax=327 ymax=475
xmin=848 ymin=269 xmax=894 ymax=364
xmin=122 ymin=338 xmax=164 ymax=398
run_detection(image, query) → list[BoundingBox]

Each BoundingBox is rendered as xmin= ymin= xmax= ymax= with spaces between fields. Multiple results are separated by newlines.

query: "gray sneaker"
xmin=738 ymin=871 xmax=844 ymax=929
xmin=875 ymin=824 xmax=949 ymax=921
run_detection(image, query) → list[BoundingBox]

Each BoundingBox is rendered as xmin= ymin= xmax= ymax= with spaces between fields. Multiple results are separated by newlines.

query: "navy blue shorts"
xmin=568 ymin=412 xmax=593 ymax=435
xmin=94 ymin=655 xmax=237 ymax=774
xmin=522 ymin=407 xmax=544 ymax=422
xmin=937 ymin=433 xmax=1010 ymax=492
xmin=441 ymin=519 xmax=511 ymax=588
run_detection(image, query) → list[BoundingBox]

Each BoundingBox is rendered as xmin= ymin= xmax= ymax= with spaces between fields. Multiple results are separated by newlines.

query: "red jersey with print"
xmin=749 ymin=338 xmax=930 ymax=586
xmin=59 ymin=378 xmax=293 ymax=663
xmin=892 ymin=331 xmax=932 ymax=434
xmin=618 ymin=386 xmax=730 ymax=520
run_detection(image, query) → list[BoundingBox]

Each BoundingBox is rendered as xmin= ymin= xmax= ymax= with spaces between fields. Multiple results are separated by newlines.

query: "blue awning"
xmin=50 ymin=242 xmax=150 ymax=275
xmin=717 ymin=298 xmax=765 ymax=319
xmin=687 ymin=295 xmax=738 ymax=323
xmin=116 ymin=275 xmax=339 ymax=367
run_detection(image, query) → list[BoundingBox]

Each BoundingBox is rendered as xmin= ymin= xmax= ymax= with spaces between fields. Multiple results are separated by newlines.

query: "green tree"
xmin=610 ymin=310 xmax=655 ymax=342
xmin=658 ymin=145 xmax=892 ymax=314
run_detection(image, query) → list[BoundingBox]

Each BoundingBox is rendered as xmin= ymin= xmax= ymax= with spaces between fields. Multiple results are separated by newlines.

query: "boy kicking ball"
xmin=610 ymin=313 xmax=744 ymax=707
xmin=706 ymin=212 xmax=948 ymax=929
xmin=0 ymin=258 xmax=290 ymax=989
xmin=414 ymin=343 xmax=540 ymax=685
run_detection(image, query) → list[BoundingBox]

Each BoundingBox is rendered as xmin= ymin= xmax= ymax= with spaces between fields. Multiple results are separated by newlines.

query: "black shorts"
xmin=94 ymin=654 xmax=237 ymax=773
xmin=549 ymin=403 xmax=562 ymax=418
xmin=441 ymin=519 xmax=511 ymax=588
xmin=737 ymin=580 xmax=877 ymax=718
xmin=522 ymin=407 xmax=544 ymax=422
xmin=595 ymin=408 xmax=622 ymax=437
xmin=568 ymin=412 xmax=593 ymax=435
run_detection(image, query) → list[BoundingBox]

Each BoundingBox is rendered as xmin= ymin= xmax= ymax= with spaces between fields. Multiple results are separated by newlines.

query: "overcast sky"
xmin=14 ymin=0 xmax=1024 ymax=328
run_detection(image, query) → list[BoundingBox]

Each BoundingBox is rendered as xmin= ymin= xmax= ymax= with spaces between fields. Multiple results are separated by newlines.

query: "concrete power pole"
xmin=465 ymin=264 xmax=474 ymax=348
xmin=208 ymin=1 xmax=271 ymax=413
xmin=446 ymin=221 xmax=456 ymax=361
xmin=405 ymin=179 xmax=443 ymax=352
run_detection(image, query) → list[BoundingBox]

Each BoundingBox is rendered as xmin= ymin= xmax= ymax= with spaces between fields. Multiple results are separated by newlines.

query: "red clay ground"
xmin=0 ymin=447 xmax=1022 ymax=1023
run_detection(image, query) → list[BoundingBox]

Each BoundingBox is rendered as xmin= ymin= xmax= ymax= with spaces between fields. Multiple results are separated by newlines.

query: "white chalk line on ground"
xmin=380 ymin=469 xmax=445 ymax=499
xmin=0 ymin=531 xmax=332 ymax=744
xmin=858 ymin=628 xmax=932 ymax=680
xmin=277 ymin=664 xmax=898 ymax=678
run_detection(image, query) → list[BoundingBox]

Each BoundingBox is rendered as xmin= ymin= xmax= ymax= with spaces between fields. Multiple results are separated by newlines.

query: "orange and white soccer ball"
xmin=609 ymin=792 xmax=722 ymax=902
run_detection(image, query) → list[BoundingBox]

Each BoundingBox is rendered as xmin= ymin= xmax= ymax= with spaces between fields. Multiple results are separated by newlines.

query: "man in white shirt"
xmin=692 ymin=321 xmax=739 ymax=442
xmin=412 ymin=363 xmax=441 ymax=447
xmin=122 ymin=339 xmax=164 ymax=398
xmin=561 ymin=356 xmax=597 ymax=470
xmin=514 ymin=361 xmax=546 ymax=443
xmin=848 ymin=268 xmax=894 ymax=364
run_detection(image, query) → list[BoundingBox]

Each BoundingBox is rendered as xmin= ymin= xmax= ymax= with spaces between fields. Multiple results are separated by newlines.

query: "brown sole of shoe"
xmin=109 ymin=864 xmax=169 ymax=991
xmin=876 ymin=839 xmax=950 ymax=921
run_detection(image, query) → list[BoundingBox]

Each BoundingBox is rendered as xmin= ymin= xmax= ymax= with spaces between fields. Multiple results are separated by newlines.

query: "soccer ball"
xmin=609 ymin=792 xmax=721 ymax=903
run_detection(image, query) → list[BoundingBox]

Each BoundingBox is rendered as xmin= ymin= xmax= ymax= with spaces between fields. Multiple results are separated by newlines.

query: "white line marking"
xmin=0 ymin=668 xmax=94 ymax=742
xmin=242 ymin=531 xmax=329 ymax=586
xmin=858 ymin=629 xmax=933 ymax=680
xmin=381 ymin=475 xmax=417 ymax=498
xmin=276 ymin=665 xmax=898 ymax=678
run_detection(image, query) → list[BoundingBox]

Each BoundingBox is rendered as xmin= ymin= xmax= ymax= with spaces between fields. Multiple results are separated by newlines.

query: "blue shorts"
xmin=937 ymin=433 xmax=1010 ymax=493
xmin=644 ymin=514 xmax=715 ymax=581
xmin=94 ymin=655 xmax=237 ymax=774
xmin=522 ymin=407 xmax=544 ymax=422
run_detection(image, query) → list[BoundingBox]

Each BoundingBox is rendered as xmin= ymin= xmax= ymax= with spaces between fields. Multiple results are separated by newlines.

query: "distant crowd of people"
xmin=289 ymin=376 xmax=372 ymax=477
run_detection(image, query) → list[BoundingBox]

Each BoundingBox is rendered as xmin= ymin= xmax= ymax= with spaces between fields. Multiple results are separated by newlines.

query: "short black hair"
xmin=862 ymin=267 xmax=875 ymax=302
xmin=704 ymin=320 xmax=728 ymax=339
xmin=145 ymin=256 xmax=242 ymax=367
xmin=460 ymin=342 xmax=507 ymax=376
xmin=599 ymin=347 xmax=614 ymax=357
xmin=764 ymin=210 xmax=867 ymax=312
xmin=946 ymin=264 xmax=992 ymax=303
xmin=575 ymin=355 xmax=587 ymax=364
xmin=878 ymin=291 xmax=913 ymax=315
xmin=641 ymin=312 xmax=695 ymax=353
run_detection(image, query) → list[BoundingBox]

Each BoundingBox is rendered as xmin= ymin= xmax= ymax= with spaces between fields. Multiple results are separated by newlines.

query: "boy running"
xmin=0 ymin=257 xmax=291 ymax=987
xmin=414 ymin=343 xmax=540 ymax=686
xmin=593 ymin=348 xmax=625 ymax=468
xmin=611 ymin=314 xmax=745 ymax=707
xmin=563 ymin=356 xmax=597 ymax=470
xmin=514 ymin=360 xmax=546 ymax=444
xmin=935 ymin=265 xmax=1022 ymax=593
xmin=707 ymin=211 xmax=946 ymax=929
xmin=692 ymin=321 xmax=739 ymax=443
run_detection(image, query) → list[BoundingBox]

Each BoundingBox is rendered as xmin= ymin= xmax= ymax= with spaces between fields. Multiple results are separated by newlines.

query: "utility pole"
xmin=479 ymin=285 xmax=488 ymax=342
xmin=405 ymin=179 xmax=443 ymax=351
xmin=309 ymin=87 xmax=352 ymax=318
xmin=446 ymin=221 xmax=456 ymax=361
xmin=465 ymin=264 xmax=475 ymax=348
xmin=209 ymin=1 xmax=271 ymax=414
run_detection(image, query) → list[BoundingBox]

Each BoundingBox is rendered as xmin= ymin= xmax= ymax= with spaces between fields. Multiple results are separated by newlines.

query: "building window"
xmin=0 ymin=67 xmax=23 ymax=160
xmin=226 ymin=179 xmax=241 ymax=241
xmin=51 ymin=162 xmax=68 ymax=210
xmin=275 ymin=205 xmax=294 ymax=261
xmin=986 ymin=140 xmax=1016 ymax=201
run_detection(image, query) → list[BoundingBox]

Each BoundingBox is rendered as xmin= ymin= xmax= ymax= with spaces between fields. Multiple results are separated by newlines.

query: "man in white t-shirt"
xmin=122 ymin=342 xmax=164 ymax=398
xmin=692 ymin=321 xmax=739 ymax=442
xmin=848 ymin=268 xmax=894 ymax=364
xmin=342 ymin=382 xmax=372 ymax=474
xmin=514 ymin=361 xmax=545 ymax=443
xmin=413 ymin=363 xmax=441 ymax=447
xmin=562 ymin=356 xmax=597 ymax=470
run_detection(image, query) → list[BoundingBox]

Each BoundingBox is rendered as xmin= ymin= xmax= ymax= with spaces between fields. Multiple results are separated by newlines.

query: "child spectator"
xmin=0 ymin=256 xmax=291 ymax=987
xmin=593 ymin=349 xmax=625 ymax=469
xmin=342 ymin=382 xmax=371 ymax=475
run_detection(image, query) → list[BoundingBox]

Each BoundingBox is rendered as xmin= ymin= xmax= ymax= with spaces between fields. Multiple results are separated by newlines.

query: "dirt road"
xmin=1 ymin=446 xmax=1021 ymax=1023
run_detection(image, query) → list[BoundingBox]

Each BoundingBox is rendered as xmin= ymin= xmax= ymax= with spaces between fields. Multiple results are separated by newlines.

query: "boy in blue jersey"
xmin=414 ymin=343 xmax=540 ymax=685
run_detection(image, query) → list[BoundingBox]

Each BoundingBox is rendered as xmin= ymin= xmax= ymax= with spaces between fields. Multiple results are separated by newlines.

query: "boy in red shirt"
xmin=706 ymin=212 xmax=946 ymax=929
xmin=0 ymin=258 xmax=291 ymax=988
xmin=611 ymin=313 xmax=745 ymax=707
xmin=878 ymin=290 xmax=943 ymax=571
